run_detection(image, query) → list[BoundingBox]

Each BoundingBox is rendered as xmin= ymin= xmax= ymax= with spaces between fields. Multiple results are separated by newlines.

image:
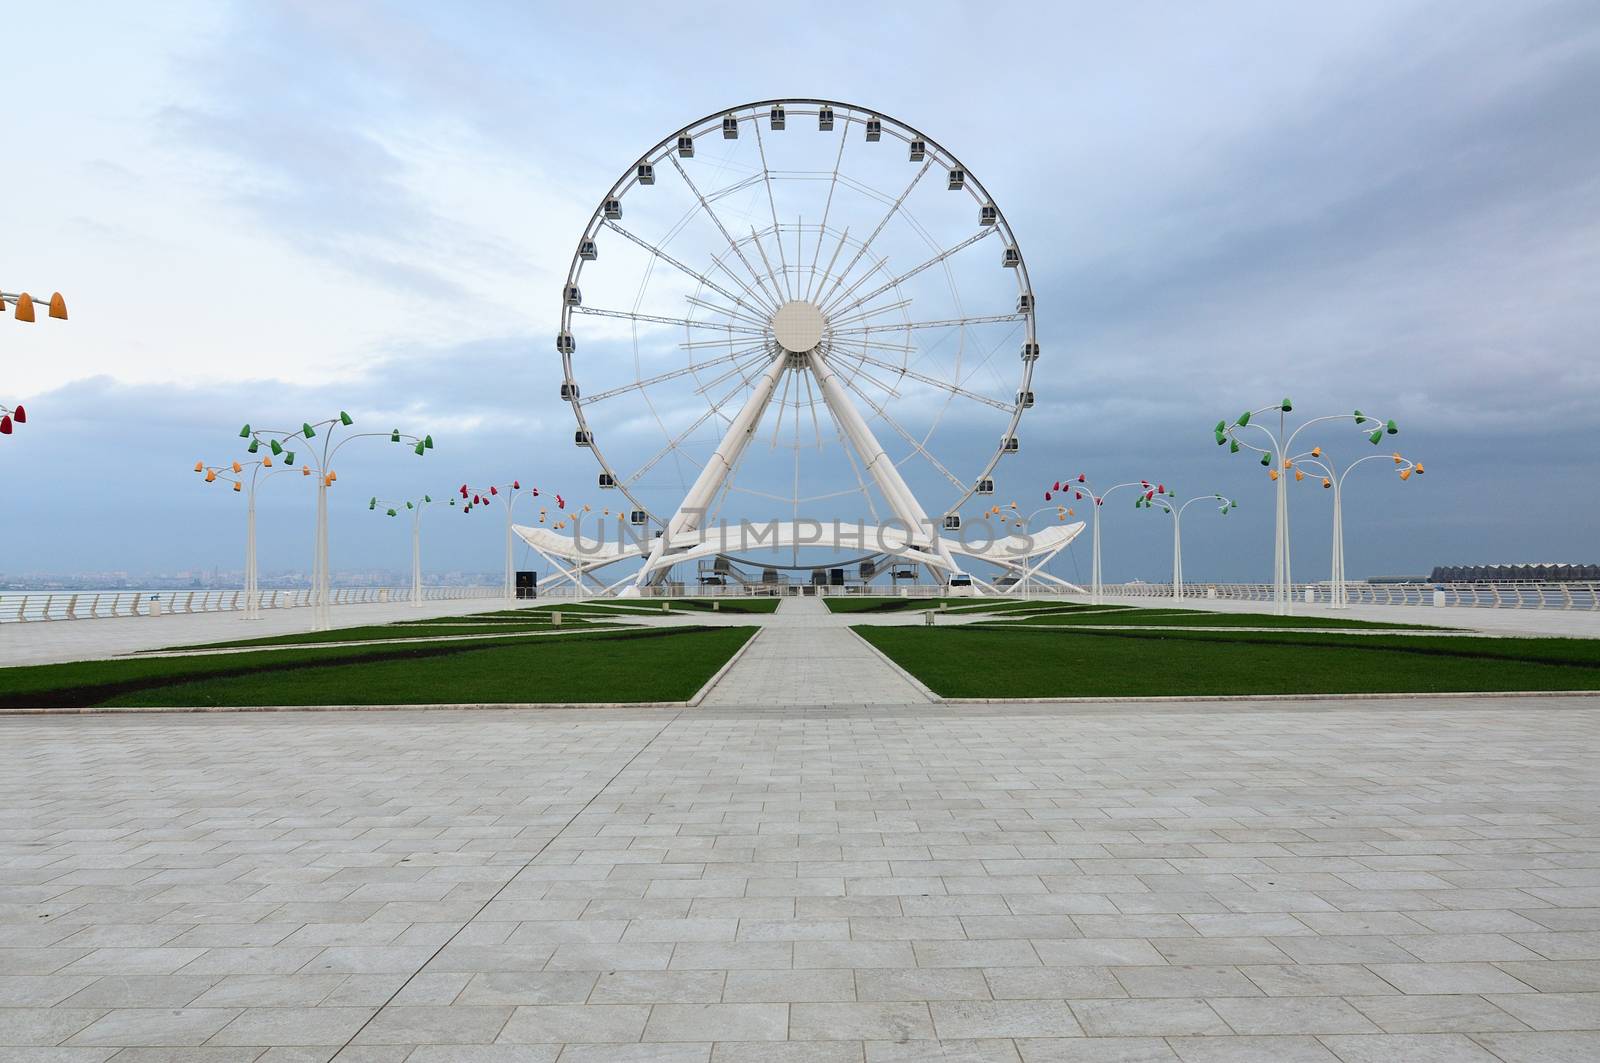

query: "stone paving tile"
xmin=7 ymin=701 xmax=1600 ymax=1060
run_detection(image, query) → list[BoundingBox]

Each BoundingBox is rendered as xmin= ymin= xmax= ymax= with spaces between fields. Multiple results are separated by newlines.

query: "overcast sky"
xmin=2 ymin=1 xmax=1597 ymax=585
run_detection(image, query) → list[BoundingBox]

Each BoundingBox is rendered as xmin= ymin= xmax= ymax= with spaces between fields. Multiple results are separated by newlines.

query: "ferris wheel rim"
xmin=556 ymin=97 xmax=1039 ymax=532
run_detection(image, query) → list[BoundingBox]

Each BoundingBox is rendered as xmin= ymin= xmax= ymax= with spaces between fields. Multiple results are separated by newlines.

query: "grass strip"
xmin=0 ymin=625 xmax=755 ymax=708
xmin=855 ymin=624 xmax=1600 ymax=699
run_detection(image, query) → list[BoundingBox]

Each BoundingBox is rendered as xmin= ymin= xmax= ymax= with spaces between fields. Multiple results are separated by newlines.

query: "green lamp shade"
xmin=1214 ymin=420 xmax=1226 ymax=434
xmin=239 ymin=423 xmax=251 ymax=438
xmin=413 ymin=441 xmax=426 ymax=456
xmin=339 ymin=411 xmax=353 ymax=426
xmin=302 ymin=422 xmax=316 ymax=438
xmin=368 ymin=498 xmax=376 ymax=509
xmin=390 ymin=429 xmax=400 ymax=442
xmin=269 ymin=439 xmax=283 ymax=455
xmin=1237 ymin=410 xmax=1251 ymax=427
xmin=1259 ymin=452 xmax=1271 ymax=466
xmin=1281 ymin=397 xmax=1292 ymax=412
xmin=284 ymin=451 xmax=295 ymax=465
xmin=386 ymin=508 xmax=397 ymax=517
xmin=1215 ymin=430 xmax=1226 ymax=446
xmin=423 ymin=434 xmax=434 ymax=450
xmin=423 ymin=494 xmax=432 ymax=503
xmin=246 ymin=439 xmax=259 ymax=453
xmin=405 ymin=501 xmax=413 ymax=509
xmin=1385 ymin=419 xmax=1398 ymax=434
xmin=1353 ymin=409 xmax=1366 ymax=424
xmin=1229 ymin=439 xmax=1240 ymax=454
xmin=1369 ymin=429 xmax=1383 ymax=444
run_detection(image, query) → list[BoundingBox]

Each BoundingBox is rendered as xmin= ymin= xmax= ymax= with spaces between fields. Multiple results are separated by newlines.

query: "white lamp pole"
xmin=244 ymin=417 xmax=432 ymax=630
xmin=1142 ymin=491 xmax=1237 ymax=601
xmin=369 ymin=494 xmax=452 ymax=606
xmin=458 ymin=481 xmax=538 ymax=601
xmin=1286 ymin=448 xmax=1423 ymax=608
xmin=1049 ymin=474 xmax=1161 ymax=604
xmin=195 ymin=457 xmax=303 ymax=620
xmin=1216 ymin=401 xmax=1400 ymax=615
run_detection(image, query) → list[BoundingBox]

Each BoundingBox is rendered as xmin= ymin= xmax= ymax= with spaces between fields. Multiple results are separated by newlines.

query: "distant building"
xmin=1429 ymin=563 xmax=1599 ymax=582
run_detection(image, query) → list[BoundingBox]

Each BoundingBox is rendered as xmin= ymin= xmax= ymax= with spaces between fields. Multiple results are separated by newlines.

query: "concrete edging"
xmin=846 ymin=625 xmax=939 ymax=703
xmin=942 ymin=689 xmax=1600 ymax=705
xmin=686 ymin=626 xmax=764 ymax=707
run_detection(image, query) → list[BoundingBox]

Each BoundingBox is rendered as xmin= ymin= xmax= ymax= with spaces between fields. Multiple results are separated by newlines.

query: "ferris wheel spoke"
xmin=820 ymin=259 xmax=889 ymax=320
xmin=824 ymin=227 xmax=998 ymax=319
xmin=831 ymin=312 xmax=1026 ymax=335
xmin=684 ymin=294 xmax=772 ymax=330
xmin=692 ymin=345 xmax=780 ymax=397
xmin=815 ymin=159 xmax=933 ymax=309
xmin=751 ymin=119 xmax=794 ymax=302
xmin=580 ymin=344 xmax=770 ymax=406
xmin=826 ymin=300 xmax=914 ymax=329
xmin=666 ymin=155 xmax=783 ymax=310
xmin=825 ymin=344 xmax=1015 ymax=413
xmin=837 ymin=375 xmax=969 ymax=494
xmin=800 ymin=366 xmax=824 ymax=451
xmin=624 ymin=365 xmax=766 ymax=486
xmin=823 ymin=348 xmax=905 ymax=403
xmin=804 ymin=135 xmax=849 ymax=302
xmin=603 ymin=219 xmax=765 ymax=318
xmin=572 ymin=305 xmax=765 ymax=336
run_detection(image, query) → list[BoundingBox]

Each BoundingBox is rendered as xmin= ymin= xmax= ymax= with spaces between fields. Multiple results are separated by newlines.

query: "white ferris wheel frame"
xmin=552 ymin=98 xmax=1044 ymax=589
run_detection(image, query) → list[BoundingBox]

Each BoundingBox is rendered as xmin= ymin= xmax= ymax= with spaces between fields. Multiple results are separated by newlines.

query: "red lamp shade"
xmin=1074 ymin=491 xmax=1082 ymax=500
xmin=490 ymin=485 xmax=498 ymax=495
xmin=0 ymin=415 xmax=11 ymax=434
xmin=512 ymin=480 xmax=520 ymax=490
xmin=1077 ymin=474 xmax=1086 ymax=483
xmin=1044 ymin=491 xmax=1052 ymax=501
xmin=11 ymin=405 xmax=23 ymax=424
xmin=1053 ymin=481 xmax=1061 ymax=491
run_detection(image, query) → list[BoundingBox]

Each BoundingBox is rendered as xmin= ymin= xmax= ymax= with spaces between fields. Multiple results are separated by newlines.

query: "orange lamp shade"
xmin=232 ymin=481 xmax=242 ymax=492
xmin=301 ymin=465 xmax=311 ymax=476
xmin=1322 ymin=477 xmax=1332 ymax=489
xmin=1416 ymin=463 xmax=1425 ymax=474
xmin=1399 ymin=468 xmax=1413 ymax=481
xmin=14 ymin=293 xmax=36 ymax=322
xmin=1311 ymin=446 xmax=1321 ymax=457
xmin=204 ymin=469 xmax=217 ymax=482
xmin=1268 ymin=469 xmax=1279 ymax=481
xmin=262 ymin=456 xmax=272 ymax=467
xmin=194 ymin=461 xmax=204 ymax=472
xmin=48 ymin=293 xmax=67 ymax=320
xmin=1393 ymin=452 xmax=1403 ymax=464
xmin=327 ymin=470 xmax=337 ymax=482
xmin=231 ymin=461 xmax=242 ymax=474
xmin=1294 ymin=469 xmax=1305 ymax=482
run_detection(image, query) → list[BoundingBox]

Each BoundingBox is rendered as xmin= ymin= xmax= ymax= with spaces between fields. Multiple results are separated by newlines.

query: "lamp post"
xmin=1045 ymin=474 xmax=1163 ymax=604
xmin=193 ymin=456 xmax=303 ymax=619
xmin=1138 ymin=490 xmax=1238 ymax=601
xmin=369 ymin=494 xmax=459 ymax=606
xmin=3 ymin=289 xmax=63 ymax=439
xmin=1 ymin=290 xmax=67 ymax=324
xmin=243 ymin=415 xmax=432 ymax=630
xmin=1214 ymin=400 xmax=1399 ymax=615
xmin=986 ymin=501 xmax=1079 ymax=598
xmin=458 ymin=480 xmax=540 ymax=601
xmin=1287 ymin=447 xmax=1424 ymax=608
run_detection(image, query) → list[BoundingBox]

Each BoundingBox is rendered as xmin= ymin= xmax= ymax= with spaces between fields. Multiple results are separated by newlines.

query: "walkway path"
xmin=699 ymin=595 xmax=932 ymax=705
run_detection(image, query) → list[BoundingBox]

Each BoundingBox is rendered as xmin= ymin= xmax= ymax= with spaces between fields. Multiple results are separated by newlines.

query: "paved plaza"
xmin=5 ymin=696 xmax=1600 ymax=1061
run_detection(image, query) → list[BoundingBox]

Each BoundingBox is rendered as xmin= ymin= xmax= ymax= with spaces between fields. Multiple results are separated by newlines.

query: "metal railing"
xmin=1095 ymin=581 xmax=1600 ymax=611
xmin=0 ymin=586 xmax=503 ymax=623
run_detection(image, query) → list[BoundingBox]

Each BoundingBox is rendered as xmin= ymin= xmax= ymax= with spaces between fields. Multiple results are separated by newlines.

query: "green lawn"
xmin=1 ymin=626 xmax=757 ymax=708
xmin=982 ymin=608 xmax=1444 ymax=630
xmin=856 ymin=625 xmax=1600 ymax=698
xmin=163 ymin=616 xmax=615 ymax=651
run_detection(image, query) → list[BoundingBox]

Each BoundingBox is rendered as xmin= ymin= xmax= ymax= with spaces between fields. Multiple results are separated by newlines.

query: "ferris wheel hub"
xmin=770 ymin=299 xmax=826 ymax=354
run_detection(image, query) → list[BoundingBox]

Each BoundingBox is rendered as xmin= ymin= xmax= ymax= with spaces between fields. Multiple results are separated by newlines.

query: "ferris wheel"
xmin=555 ymin=98 xmax=1041 ymax=587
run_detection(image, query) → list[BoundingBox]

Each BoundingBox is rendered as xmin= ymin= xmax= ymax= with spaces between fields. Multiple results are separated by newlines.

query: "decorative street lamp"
xmin=1045 ymin=474 xmax=1164 ymax=604
xmin=1214 ymin=399 xmax=1399 ymax=614
xmin=984 ymin=501 xmax=1078 ymax=598
xmin=2 ymin=290 xmax=62 ymax=439
xmin=369 ymin=494 xmax=458 ymax=607
xmin=193 ymin=455 xmax=306 ymax=619
xmin=1287 ymin=446 xmax=1424 ymax=608
xmin=1 ymin=290 xmax=68 ymax=323
xmin=1138 ymin=489 xmax=1238 ymax=601
xmin=457 ymin=480 xmax=541 ymax=601
xmin=243 ymin=414 xmax=433 ymax=630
